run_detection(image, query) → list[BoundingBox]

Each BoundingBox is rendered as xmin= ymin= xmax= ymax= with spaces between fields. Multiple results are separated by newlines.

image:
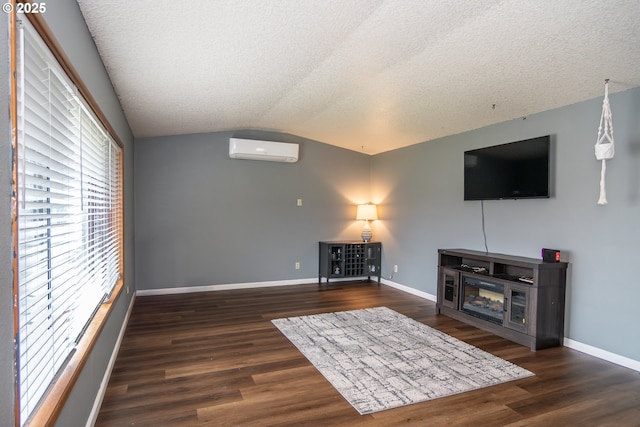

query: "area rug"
xmin=271 ymin=306 xmax=533 ymax=414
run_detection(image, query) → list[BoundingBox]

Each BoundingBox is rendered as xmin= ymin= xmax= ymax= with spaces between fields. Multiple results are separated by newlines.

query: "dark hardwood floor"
xmin=95 ymin=282 xmax=640 ymax=426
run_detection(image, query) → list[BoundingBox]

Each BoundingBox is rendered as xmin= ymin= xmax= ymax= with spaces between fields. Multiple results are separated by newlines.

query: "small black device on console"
xmin=542 ymin=248 xmax=561 ymax=262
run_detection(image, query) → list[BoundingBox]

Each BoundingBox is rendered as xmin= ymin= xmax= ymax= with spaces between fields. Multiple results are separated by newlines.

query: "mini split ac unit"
xmin=229 ymin=138 xmax=299 ymax=163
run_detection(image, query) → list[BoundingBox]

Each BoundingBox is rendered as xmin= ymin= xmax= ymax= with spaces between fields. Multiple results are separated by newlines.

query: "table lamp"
xmin=356 ymin=204 xmax=378 ymax=242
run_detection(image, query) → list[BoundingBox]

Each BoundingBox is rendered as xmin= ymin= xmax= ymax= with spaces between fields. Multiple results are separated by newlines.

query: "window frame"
xmin=10 ymin=5 xmax=126 ymax=427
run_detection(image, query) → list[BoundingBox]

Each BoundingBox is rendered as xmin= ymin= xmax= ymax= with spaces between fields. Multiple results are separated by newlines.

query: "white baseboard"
xmin=136 ymin=277 xmax=438 ymax=300
xmin=136 ymin=277 xmax=319 ymax=296
xmin=380 ymin=278 xmax=437 ymax=302
xmin=563 ymin=337 xmax=640 ymax=372
xmin=86 ymin=294 xmax=136 ymax=427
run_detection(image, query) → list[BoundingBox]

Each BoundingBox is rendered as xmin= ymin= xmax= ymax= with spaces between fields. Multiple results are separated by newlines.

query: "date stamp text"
xmin=3 ymin=3 xmax=47 ymax=14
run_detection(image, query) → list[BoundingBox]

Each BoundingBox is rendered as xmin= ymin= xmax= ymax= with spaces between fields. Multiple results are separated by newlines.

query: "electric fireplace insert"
xmin=461 ymin=275 xmax=505 ymax=324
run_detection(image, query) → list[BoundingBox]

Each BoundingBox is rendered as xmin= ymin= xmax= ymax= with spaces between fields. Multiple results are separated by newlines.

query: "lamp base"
xmin=361 ymin=221 xmax=372 ymax=242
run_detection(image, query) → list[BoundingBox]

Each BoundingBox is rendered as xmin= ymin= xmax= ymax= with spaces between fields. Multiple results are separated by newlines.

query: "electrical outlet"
xmin=295 ymin=262 xmax=301 ymax=270
xmin=393 ymin=265 xmax=398 ymax=273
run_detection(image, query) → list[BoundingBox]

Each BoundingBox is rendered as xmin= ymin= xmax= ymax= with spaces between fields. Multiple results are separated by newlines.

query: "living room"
xmin=1 ymin=1 xmax=639 ymax=426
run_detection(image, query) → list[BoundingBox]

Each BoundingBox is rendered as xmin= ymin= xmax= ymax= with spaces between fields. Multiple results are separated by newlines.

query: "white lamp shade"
xmin=356 ymin=204 xmax=378 ymax=221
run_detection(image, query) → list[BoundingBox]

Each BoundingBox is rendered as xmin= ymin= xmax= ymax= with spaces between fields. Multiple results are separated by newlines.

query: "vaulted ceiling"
xmin=77 ymin=0 xmax=640 ymax=154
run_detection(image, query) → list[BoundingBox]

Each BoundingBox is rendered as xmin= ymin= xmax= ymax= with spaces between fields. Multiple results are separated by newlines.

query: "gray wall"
xmin=0 ymin=1 xmax=135 ymax=425
xmin=371 ymin=87 xmax=640 ymax=363
xmin=135 ymin=130 xmax=371 ymax=290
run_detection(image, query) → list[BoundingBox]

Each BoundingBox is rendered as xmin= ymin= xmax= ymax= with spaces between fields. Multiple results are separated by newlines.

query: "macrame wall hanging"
xmin=595 ymin=79 xmax=614 ymax=205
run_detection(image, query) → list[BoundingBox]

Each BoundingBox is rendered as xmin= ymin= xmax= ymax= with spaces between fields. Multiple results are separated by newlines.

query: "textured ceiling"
xmin=77 ymin=0 xmax=640 ymax=154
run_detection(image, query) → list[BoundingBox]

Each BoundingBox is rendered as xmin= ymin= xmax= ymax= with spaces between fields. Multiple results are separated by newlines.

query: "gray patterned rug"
xmin=272 ymin=306 xmax=533 ymax=414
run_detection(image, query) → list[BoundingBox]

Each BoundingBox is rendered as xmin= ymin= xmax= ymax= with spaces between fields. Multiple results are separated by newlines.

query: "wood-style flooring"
xmin=95 ymin=282 xmax=640 ymax=426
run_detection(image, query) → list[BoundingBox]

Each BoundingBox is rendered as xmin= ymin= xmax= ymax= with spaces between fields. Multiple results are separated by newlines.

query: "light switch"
xmin=297 ymin=198 xmax=303 ymax=206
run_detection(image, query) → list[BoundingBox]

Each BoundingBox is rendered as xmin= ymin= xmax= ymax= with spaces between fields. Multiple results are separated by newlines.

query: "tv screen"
xmin=464 ymin=135 xmax=550 ymax=200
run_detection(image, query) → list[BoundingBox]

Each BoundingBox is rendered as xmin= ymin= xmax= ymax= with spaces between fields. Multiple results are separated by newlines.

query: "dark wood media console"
xmin=437 ymin=249 xmax=568 ymax=351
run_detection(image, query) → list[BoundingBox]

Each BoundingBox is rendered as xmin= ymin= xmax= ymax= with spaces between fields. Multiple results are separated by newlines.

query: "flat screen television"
xmin=464 ymin=135 xmax=550 ymax=200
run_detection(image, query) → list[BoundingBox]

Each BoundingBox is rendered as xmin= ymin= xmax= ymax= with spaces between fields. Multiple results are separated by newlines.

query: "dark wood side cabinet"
xmin=319 ymin=241 xmax=381 ymax=284
xmin=437 ymin=248 xmax=568 ymax=351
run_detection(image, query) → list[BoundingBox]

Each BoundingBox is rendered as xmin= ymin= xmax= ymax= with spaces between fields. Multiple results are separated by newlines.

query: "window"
xmin=15 ymin=17 xmax=123 ymax=425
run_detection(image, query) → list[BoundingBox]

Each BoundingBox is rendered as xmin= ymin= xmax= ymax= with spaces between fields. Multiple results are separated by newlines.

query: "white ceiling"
xmin=77 ymin=0 xmax=640 ymax=154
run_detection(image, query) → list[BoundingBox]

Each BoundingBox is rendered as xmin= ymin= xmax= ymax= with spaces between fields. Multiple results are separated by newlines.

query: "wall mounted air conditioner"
xmin=229 ymin=138 xmax=299 ymax=163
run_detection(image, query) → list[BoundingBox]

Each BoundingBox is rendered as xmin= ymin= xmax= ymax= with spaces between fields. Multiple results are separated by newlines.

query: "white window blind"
xmin=16 ymin=18 xmax=122 ymax=425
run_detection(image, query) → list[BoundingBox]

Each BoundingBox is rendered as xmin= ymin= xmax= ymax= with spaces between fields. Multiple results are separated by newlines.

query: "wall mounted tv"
xmin=464 ymin=135 xmax=550 ymax=200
